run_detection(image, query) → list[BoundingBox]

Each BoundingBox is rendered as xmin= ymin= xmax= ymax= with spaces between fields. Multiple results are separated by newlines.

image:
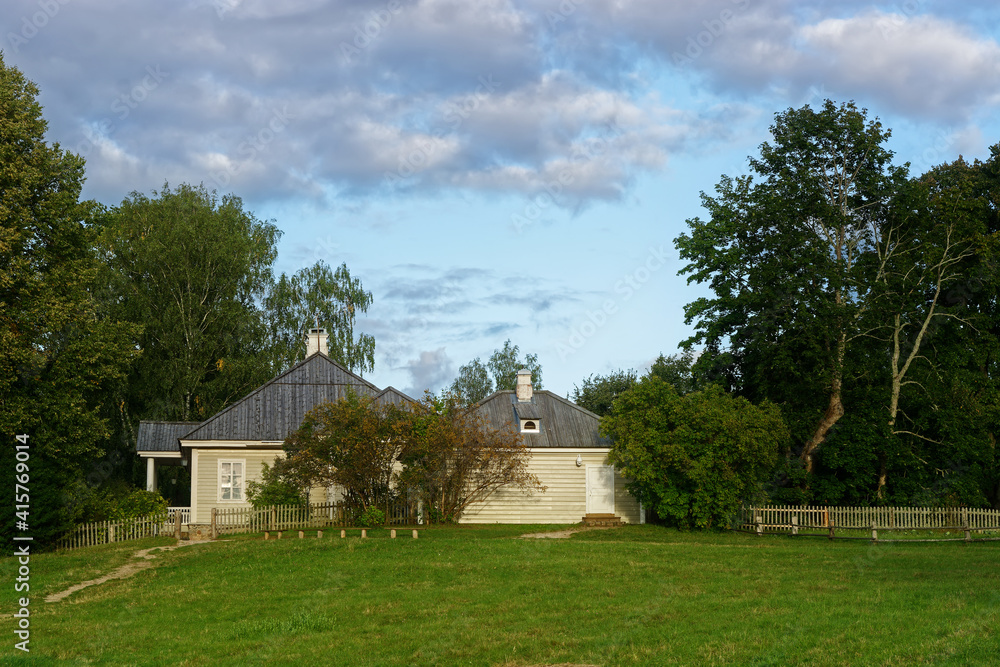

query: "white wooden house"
xmin=136 ymin=329 xmax=642 ymax=526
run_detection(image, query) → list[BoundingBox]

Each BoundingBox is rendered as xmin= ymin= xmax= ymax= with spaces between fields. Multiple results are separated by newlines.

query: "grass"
xmin=1 ymin=524 xmax=998 ymax=666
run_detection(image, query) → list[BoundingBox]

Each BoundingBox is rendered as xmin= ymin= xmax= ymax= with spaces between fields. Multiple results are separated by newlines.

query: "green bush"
xmin=603 ymin=378 xmax=789 ymax=529
xmin=112 ymin=489 xmax=169 ymax=521
xmin=359 ymin=506 xmax=386 ymax=527
xmin=246 ymin=462 xmax=308 ymax=508
xmin=78 ymin=483 xmax=169 ymax=522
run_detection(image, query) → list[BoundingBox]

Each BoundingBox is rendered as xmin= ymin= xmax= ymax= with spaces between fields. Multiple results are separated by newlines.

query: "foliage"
xmin=449 ymin=358 xmax=493 ymax=405
xmin=451 ymin=339 xmax=543 ymax=404
xmin=111 ymin=489 xmax=169 ymax=522
xmin=359 ymin=506 xmax=386 ymax=527
xmin=77 ymin=483 xmax=169 ymax=522
xmin=676 ymin=100 xmax=907 ymax=479
xmin=246 ymin=462 xmax=308 ymax=508
xmin=488 ymin=340 xmax=543 ymax=391
xmin=263 ymin=260 xmax=375 ymax=374
xmin=603 ymin=377 xmax=788 ymax=529
xmin=648 ymin=349 xmax=708 ymax=395
xmin=398 ymin=394 xmax=544 ymax=523
xmin=571 ymin=369 xmax=638 ymax=417
xmin=0 ymin=56 xmax=138 ymax=547
xmin=280 ymin=391 xmax=410 ymax=511
xmin=99 ymin=182 xmax=281 ymax=423
xmin=673 ymin=99 xmax=1000 ymax=506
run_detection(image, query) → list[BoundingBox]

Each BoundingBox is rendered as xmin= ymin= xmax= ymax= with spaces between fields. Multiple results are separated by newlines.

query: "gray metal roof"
xmin=373 ymin=386 xmax=418 ymax=408
xmin=475 ymin=391 xmax=609 ymax=448
xmin=181 ymin=353 xmax=381 ymax=442
xmin=137 ymin=421 xmax=201 ymax=452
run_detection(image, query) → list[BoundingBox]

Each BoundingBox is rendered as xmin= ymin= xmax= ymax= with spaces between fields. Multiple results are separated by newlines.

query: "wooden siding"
xmin=191 ymin=447 xmax=331 ymax=523
xmin=460 ymin=449 xmax=641 ymax=524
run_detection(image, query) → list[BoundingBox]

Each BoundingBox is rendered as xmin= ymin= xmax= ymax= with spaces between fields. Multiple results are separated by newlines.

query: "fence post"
xmin=828 ymin=518 xmax=835 ymax=541
xmin=963 ymin=508 xmax=970 ymax=542
xmin=271 ymin=507 xmax=276 ymax=532
xmin=109 ymin=524 xmax=116 ymax=543
xmin=755 ymin=514 xmax=762 ymax=536
xmin=791 ymin=515 xmax=798 ymax=536
xmin=211 ymin=508 xmax=217 ymax=540
xmin=871 ymin=521 xmax=877 ymax=544
xmin=175 ymin=511 xmax=182 ymax=540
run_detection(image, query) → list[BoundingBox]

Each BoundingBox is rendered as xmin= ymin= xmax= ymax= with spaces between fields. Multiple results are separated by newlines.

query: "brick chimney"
xmin=515 ymin=368 xmax=532 ymax=402
xmin=305 ymin=327 xmax=329 ymax=357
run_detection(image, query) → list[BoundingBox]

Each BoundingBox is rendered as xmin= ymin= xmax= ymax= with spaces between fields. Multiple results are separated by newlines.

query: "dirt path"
xmin=518 ymin=526 xmax=614 ymax=539
xmin=45 ymin=540 xmax=210 ymax=603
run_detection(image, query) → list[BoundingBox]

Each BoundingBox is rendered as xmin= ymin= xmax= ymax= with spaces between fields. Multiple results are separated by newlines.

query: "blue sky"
xmin=6 ymin=0 xmax=1000 ymax=397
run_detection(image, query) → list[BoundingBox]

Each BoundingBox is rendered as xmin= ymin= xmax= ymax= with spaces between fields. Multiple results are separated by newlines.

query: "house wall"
xmin=190 ymin=447 xmax=332 ymax=524
xmin=459 ymin=449 xmax=641 ymax=524
xmin=190 ymin=446 xmax=640 ymax=525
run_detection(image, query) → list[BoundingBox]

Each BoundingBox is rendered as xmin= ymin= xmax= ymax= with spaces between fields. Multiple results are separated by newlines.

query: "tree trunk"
xmin=801 ymin=333 xmax=846 ymax=474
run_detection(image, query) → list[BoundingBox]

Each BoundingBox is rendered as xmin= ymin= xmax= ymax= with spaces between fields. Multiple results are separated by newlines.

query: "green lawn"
xmin=2 ymin=525 xmax=998 ymax=666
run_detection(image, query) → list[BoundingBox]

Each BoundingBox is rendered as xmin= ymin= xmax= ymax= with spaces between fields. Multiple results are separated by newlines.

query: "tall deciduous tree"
xmin=450 ymin=339 xmax=543 ymax=404
xmin=676 ymin=100 xmax=908 ymax=477
xmin=0 ymin=56 xmax=136 ymax=546
xmin=450 ymin=358 xmax=493 ymax=405
xmin=100 ymin=183 xmax=281 ymax=423
xmin=571 ymin=369 xmax=638 ymax=417
xmin=263 ymin=260 xmax=375 ymax=374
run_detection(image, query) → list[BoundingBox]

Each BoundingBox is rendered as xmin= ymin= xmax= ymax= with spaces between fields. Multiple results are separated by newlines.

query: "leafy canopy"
xmin=451 ymin=339 xmax=543 ymax=404
xmin=0 ymin=55 xmax=137 ymax=546
xmin=603 ymin=378 xmax=788 ymax=529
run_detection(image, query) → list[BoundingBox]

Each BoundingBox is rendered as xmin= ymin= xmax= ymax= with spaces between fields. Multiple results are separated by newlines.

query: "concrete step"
xmin=582 ymin=514 xmax=623 ymax=527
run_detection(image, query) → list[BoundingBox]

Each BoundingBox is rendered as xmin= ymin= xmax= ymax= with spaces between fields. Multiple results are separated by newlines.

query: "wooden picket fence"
xmin=55 ymin=515 xmax=172 ymax=550
xmin=56 ymin=499 xmax=417 ymax=549
xmin=739 ymin=505 xmax=1000 ymax=542
xmin=214 ymin=499 xmax=416 ymax=536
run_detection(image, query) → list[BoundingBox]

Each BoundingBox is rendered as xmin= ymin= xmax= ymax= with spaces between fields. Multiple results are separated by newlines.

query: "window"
xmin=219 ymin=460 xmax=245 ymax=501
xmin=521 ymin=419 xmax=539 ymax=433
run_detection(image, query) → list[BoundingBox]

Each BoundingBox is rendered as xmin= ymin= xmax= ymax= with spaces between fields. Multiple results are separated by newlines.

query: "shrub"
xmin=603 ymin=378 xmax=789 ymax=529
xmin=359 ymin=506 xmax=386 ymax=527
xmin=246 ymin=461 xmax=308 ymax=508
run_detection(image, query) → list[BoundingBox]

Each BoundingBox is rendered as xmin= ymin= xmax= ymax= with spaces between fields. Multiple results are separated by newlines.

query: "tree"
xmin=0 ymin=56 xmax=137 ymax=547
xmin=263 ymin=260 xmax=375 ymax=375
xmin=676 ymin=100 xmax=908 ymax=478
xmin=99 ymin=183 xmax=281 ymax=423
xmin=602 ymin=378 xmax=788 ymax=529
xmin=571 ymin=369 xmax=638 ymax=417
xmin=648 ymin=349 xmax=707 ymax=395
xmin=450 ymin=339 xmax=543 ymax=404
xmin=398 ymin=394 xmax=543 ymax=522
xmin=450 ymin=358 xmax=493 ymax=405
xmin=279 ymin=391 xmax=410 ymax=511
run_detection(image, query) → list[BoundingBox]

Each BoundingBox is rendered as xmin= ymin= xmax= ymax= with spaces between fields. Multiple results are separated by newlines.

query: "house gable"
xmin=181 ymin=353 xmax=381 ymax=443
xmin=474 ymin=390 xmax=610 ymax=448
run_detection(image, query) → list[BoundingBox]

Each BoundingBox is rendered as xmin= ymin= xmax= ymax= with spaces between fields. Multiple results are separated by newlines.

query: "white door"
xmin=587 ymin=465 xmax=615 ymax=514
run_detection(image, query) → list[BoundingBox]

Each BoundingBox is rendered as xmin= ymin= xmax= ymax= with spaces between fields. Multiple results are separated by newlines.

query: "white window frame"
xmin=520 ymin=419 xmax=539 ymax=433
xmin=218 ymin=459 xmax=246 ymax=502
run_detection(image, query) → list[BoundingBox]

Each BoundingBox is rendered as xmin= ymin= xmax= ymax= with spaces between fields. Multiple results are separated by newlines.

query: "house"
xmin=137 ymin=328 xmax=643 ymax=526
xmin=462 ymin=369 xmax=642 ymax=524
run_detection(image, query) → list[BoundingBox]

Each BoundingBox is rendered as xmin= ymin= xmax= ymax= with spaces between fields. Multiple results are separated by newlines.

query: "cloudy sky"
xmin=6 ymin=0 xmax=1000 ymax=397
